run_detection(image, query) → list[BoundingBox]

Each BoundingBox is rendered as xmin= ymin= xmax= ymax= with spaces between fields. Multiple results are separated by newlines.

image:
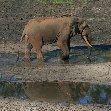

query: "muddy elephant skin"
xmin=21 ymin=16 xmax=92 ymax=63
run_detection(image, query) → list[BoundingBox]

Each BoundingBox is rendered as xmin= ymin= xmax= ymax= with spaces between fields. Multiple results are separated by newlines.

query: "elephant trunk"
xmin=82 ymin=35 xmax=92 ymax=47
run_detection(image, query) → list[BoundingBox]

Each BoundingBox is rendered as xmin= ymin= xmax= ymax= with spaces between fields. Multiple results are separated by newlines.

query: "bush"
xmin=35 ymin=0 xmax=74 ymax=4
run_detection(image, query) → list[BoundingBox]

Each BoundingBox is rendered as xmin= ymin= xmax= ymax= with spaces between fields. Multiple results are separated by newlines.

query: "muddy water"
xmin=0 ymin=45 xmax=111 ymax=65
xmin=46 ymin=45 xmax=111 ymax=64
xmin=0 ymin=80 xmax=111 ymax=105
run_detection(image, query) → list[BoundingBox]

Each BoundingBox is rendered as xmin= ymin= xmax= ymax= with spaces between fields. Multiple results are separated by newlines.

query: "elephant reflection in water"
xmin=24 ymin=82 xmax=90 ymax=102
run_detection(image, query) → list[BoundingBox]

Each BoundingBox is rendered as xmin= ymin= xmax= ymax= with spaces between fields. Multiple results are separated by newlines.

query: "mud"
xmin=1 ymin=44 xmax=111 ymax=65
xmin=1 ymin=43 xmax=111 ymax=110
xmin=0 ymin=0 xmax=111 ymax=43
xmin=0 ymin=43 xmax=111 ymax=83
xmin=0 ymin=98 xmax=111 ymax=111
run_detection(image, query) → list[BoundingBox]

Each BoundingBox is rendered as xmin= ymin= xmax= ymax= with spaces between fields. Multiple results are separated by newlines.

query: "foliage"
xmin=34 ymin=0 xmax=74 ymax=4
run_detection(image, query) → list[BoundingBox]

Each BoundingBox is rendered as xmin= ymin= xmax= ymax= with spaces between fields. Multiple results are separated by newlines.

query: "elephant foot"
xmin=38 ymin=61 xmax=45 ymax=65
xmin=61 ymin=60 xmax=69 ymax=64
xmin=23 ymin=57 xmax=31 ymax=62
xmin=61 ymin=55 xmax=69 ymax=61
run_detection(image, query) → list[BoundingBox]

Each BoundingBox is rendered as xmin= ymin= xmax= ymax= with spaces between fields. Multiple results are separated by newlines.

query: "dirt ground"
xmin=0 ymin=0 xmax=111 ymax=43
xmin=0 ymin=97 xmax=111 ymax=111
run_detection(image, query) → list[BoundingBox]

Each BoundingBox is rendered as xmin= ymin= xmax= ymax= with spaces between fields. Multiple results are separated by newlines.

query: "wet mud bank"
xmin=0 ymin=44 xmax=111 ymax=83
xmin=1 ymin=45 xmax=111 ymax=110
xmin=1 ymin=62 xmax=111 ymax=84
xmin=1 ymin=43 xmax=111 ymax=110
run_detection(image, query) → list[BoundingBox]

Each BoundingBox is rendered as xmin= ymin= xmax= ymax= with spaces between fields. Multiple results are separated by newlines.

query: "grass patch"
xmin=34 ymin=0 xmax=74 ymax=4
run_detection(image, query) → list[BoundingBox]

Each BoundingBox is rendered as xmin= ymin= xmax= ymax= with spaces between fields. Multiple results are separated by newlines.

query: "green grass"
xmin=35 ymin=0 xmax=74 ymax=4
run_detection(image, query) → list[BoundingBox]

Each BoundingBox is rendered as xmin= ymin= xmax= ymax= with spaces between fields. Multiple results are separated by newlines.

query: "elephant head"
xmin=72 ymin=17 xmax=92 ymax=47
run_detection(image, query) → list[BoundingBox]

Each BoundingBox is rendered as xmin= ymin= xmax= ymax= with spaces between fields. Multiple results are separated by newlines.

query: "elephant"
xmin=21 ymin=16 xmax=92 ymax=63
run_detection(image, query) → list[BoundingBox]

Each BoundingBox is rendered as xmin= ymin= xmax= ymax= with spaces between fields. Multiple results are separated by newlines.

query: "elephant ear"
xmin=74 ymin=23 xmax=80 ymax=34
xmin=77 ymin=18 xmax=88 ymax=33
xmin=71 ymin=23 xmax=80 ymax=36
xmin=71 ymin=17 xmax=87 ymax=35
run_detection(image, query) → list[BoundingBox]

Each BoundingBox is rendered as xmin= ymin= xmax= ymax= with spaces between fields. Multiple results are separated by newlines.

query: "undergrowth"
xmin=34 ymin=0 xmax=74 ymax=4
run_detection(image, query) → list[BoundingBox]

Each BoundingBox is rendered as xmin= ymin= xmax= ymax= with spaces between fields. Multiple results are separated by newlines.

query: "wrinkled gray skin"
xmin=21 ymin=16 xmax=92 ymax=63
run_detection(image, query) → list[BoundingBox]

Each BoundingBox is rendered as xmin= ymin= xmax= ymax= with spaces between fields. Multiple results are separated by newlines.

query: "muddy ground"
xmin=0 ymin=98 xmax=111 ymax=111
xmin=0 ymin=0 xmax=111 ymax=43
xmin=1 ymin=0 xmax=111 ymax=110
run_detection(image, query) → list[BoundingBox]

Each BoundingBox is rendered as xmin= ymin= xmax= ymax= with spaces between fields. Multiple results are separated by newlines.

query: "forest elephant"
xmin=21 ymin=16 xmax=92 ymax=63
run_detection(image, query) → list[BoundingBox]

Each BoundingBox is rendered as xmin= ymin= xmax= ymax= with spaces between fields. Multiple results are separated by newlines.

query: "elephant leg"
xmin=36 ymin=47 xmax=44 ymax=63
xmin=32 ymin=37 xmax=44 ymax=63
xmin=24 ymin=43 xmax=33 ymax=61
xmin=57 ymin=38 xmax=70 ymax=61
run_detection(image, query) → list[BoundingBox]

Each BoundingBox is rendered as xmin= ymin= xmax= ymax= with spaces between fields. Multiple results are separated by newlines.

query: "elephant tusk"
xmin=83 ymin=36 xmax=92 ymax=48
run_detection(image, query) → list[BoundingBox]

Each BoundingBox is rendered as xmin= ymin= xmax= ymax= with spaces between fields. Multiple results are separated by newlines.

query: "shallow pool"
xmin=0 ymin=79 xmax=111 ymax=105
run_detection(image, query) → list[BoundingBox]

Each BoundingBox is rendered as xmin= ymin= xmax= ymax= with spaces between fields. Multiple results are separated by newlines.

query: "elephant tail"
xmin=20 ymin=32 xmax=29 ymax=43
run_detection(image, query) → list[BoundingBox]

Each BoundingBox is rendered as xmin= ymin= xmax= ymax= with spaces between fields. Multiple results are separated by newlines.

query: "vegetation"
xmin=35 ymin=0 xmax=74 ymax=4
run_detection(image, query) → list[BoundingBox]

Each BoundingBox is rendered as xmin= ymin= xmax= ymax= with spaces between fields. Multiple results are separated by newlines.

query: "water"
xmin=0 ymin=80 xmax=111 ymax=105
xmin=45 ymin=45 xmax=111 ymax=64
xmin=0 ymin=45 xmax=111 ymax=65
